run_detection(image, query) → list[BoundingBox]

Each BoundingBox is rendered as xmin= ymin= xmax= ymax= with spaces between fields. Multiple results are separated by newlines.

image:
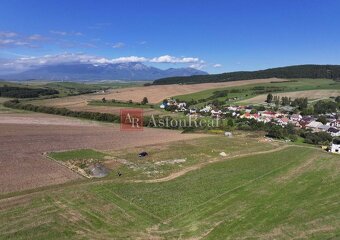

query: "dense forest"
xmin=152 ymin=64 xmax=340 ymax=85
xmin=0 ymin=86 xmax=59 ymax=98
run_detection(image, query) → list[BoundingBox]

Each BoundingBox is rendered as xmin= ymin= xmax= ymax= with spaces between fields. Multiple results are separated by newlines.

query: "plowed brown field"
xmin=0 ymin=113 xmax=204 ymax=194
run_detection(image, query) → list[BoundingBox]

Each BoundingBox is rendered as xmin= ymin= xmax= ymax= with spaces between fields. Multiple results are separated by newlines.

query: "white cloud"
xmin=50 ymin=30 xmax=83 ymax=36
xmin=0 ymin=39 xmax=15 ymax=45
xmin=0 ymin=39 xmax=34 ymax=48
xmin=213 ymin=63 xmax=222 ymax=68
xmin=150 ymin=55 xmax=202 ymax=63
xmin=0 ymin=31 xmax=18 ymax=38
xmin=91 ymin=56 xmax=148 ymax=64
xmin=27 ymin=34 xmax=46 ymax=41
xmin=0 ymin=53 xmax=206 ymax=72
xmin=109 ymin=56 xmax=147 ymax=63
xmin=112 ymin=42 xmax=125 ymax=48
xmin=0 ymin=32 xmax=47 ymax=48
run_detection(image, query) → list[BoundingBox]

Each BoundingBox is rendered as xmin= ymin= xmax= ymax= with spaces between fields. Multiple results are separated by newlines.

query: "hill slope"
xmin=153 ymin=64 xmax=340 ymax=85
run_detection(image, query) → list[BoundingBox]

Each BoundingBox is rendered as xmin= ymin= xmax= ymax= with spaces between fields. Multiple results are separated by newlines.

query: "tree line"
xmin=0 ymin=86 xmax=59 ymax=98
xmin=4 ymin=100 xmax=120 ymax=122
xmin=153 ymin=64 xmax=340 ymax=85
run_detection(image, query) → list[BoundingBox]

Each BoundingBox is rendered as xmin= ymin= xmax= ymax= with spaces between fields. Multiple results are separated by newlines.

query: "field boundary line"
xmin=43 ymin=153 xmax=90 ymax=179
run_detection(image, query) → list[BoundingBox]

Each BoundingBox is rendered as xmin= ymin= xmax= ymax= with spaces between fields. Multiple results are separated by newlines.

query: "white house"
xmin=178 ymin=102 xmax=187 ymax=108
xmin=200 ymin=106 xmax=212 ymax=113
xmin=189 ymin=109 xmax=197 ymax=114
xmin=211 ymin=109 xmax=222 ymax=117
xmin=290 ymin=114 xmax=302 ymax=122
xmin=227 ymin=106 xmax=238 ymax=111
xmin=329 ymin=119 xmax=340 ymax=128
xmin=330 ymin=139 xmax=340 ymax=154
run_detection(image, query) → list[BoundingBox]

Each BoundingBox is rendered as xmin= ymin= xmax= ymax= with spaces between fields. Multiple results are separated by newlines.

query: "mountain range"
xmin=0 ymin=62 xmax=208 ymax=81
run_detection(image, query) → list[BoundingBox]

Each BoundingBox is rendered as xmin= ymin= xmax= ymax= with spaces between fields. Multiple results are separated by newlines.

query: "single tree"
xmin=266 ymin=93 xmax=273 ymax=103
xmin=141 ymin=97 xmax=149 ymax=105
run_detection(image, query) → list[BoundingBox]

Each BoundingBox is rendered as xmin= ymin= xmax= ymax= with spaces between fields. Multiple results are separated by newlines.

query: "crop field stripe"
xmin=165 ymin=150 xmax=295 ymax=224
xmin=94 ymin=184 xmax=163 ymax=222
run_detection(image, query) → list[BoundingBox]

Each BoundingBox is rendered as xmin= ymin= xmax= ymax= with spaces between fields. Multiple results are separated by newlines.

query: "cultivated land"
xmin=0 ymin=111 xmax=204 ymax=194
xmin=174 ymin=78 xmax=340 ymax=106
xmin=0 ymin=136 xmax=339 ymax=239
xmin=243 ymin=89 xmax=340 ymax=104
xmin=1 ymin=78 xmax=340 ymax=239
xmin=30 ymin=78 xmax=287 ymax=109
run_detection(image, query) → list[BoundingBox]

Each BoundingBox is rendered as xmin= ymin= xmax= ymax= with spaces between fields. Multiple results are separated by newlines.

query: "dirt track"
xmin=133 ymin=144 xmax=288 ymax=183
xmin=0 ymin=113 xmax=204 ymax=194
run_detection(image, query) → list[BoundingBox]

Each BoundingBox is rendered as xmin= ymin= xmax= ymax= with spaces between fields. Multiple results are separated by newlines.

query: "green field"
xmin=1 ymin=135 xmax=339 ymax=239
xmin=174 ymin=79 xmax=340 ymax=107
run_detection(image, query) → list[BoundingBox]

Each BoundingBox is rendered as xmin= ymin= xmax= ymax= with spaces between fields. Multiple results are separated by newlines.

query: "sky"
xmin=0 ymin=0 xmax=340 ymax=74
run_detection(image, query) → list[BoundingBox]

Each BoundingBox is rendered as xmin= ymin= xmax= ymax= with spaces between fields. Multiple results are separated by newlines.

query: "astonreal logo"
xmin=120 ymin=109 xmax=144 ymax=131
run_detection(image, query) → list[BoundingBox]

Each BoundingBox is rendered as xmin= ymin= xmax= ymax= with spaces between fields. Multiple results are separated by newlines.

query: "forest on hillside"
xmin=152 ymin=65 xmax=340 ymax=85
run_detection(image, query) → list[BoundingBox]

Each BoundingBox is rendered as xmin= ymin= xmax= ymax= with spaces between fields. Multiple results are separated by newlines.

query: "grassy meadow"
xmin=1 ymin=135 xmax=339 ymax=239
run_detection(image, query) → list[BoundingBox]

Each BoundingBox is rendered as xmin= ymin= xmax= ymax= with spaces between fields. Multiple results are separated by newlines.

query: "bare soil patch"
xmin=0 ymin=112 xmax=204 ymax=194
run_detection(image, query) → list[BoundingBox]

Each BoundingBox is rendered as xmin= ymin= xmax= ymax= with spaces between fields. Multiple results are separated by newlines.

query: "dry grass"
xmin=244 ymin=89 xmax=340 ymax=104
xmin=34 ymin=78 xmax=287 ymax=111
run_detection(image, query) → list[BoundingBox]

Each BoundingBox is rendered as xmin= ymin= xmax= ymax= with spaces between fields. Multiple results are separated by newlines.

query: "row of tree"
xmin=0 ymin=86 xmax=59 ymax=98
xmin=266 ymin=93 xmax=308 ymax=110
xmin=101 ymin=97 xmax=149 ymax=105
xmin=4 ymin=100 xmax=120 ymax=122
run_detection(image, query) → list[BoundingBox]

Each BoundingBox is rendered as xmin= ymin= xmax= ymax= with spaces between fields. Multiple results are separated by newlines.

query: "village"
xmin=160 ymin=96 xmax=340 ymax=154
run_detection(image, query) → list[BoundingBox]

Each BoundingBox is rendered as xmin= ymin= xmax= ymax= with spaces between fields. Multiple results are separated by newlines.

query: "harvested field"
xmin=106 ymin=78 xmax=287 ymax=103
xmin=244 ymin=89 xmax=340 ymax=104
xmin=0 ymin=112 xmax=204 ymax=194
xmin=34 ymin=78 xmax=287 ymax=111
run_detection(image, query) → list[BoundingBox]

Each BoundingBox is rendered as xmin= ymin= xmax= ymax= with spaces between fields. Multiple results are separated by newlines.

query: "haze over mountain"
xmin=0 ymin=62 xmax=208 ymax=81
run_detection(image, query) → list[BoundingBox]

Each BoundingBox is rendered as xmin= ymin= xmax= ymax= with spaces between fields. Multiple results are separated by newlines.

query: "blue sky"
xmin=0 ymin=0 xmax=340 ymax=74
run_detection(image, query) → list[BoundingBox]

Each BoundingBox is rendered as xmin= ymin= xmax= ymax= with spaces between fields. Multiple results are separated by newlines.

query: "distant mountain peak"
xmin=0 ymin=62 xmax=208 ymax=81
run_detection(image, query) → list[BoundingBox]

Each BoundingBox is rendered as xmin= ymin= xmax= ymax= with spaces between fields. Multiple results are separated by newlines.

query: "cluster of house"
xmin=160 ymin=99 xmax=187 ymax=111
xmin=160 ymin=100 xmax=340 ymax=153
xmin=241 ymin=111 xmax=340 ymax=137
